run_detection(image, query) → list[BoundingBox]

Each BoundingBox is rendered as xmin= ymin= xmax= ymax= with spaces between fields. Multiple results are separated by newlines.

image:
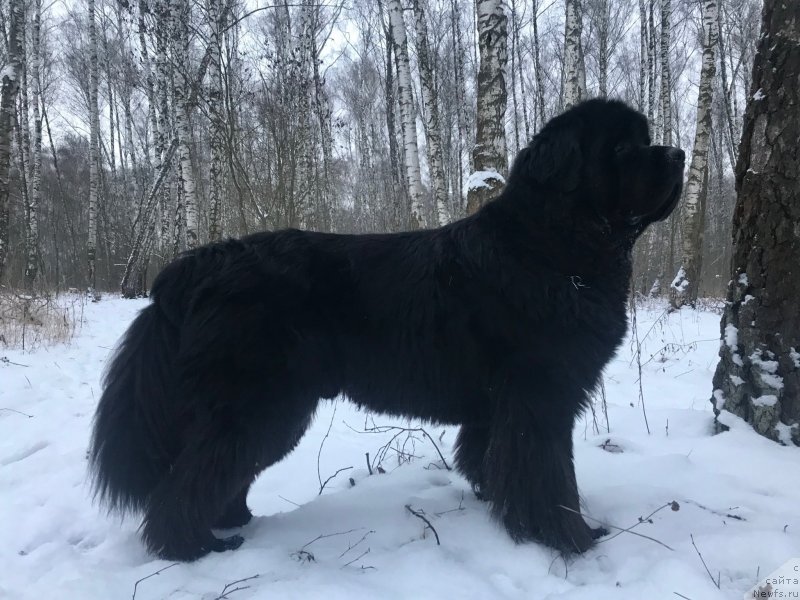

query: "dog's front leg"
xmin=481 ymin=368 xmax=598 ymax=554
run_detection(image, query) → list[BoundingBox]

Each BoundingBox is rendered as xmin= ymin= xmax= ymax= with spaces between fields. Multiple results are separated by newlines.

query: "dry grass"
xmin=0 ymin=290 xmax=87 ymax=351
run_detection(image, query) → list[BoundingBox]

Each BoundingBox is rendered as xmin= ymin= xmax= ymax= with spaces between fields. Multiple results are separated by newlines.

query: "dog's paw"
xmin=590 ymin=526 xmax=609 ymax=540
xmin=211 ymin=534 xmax=244 ymax=553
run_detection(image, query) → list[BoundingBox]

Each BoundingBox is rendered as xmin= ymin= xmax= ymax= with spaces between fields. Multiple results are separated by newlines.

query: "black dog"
xmin=90 ymin=99 xmax=684 ymax=561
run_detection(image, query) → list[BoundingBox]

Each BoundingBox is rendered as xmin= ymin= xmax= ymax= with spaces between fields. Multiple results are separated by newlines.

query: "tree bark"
xmin=563 ymin=0 xmax=586 ymax=109
xmin=0 ymin=0 xmax=24 ymax=282
xmin=386 ymin=0 xmax=425 ymax=229
xmin=466 ymin=0 xmax=508 ymax=215
xmin=88 ymin=0 xmax=100 ymax=292
xmin=711 ymin=0 xmax=800 ymax=446
xmin=670 ymin=0 xmax=718 ymax=308
xmin=26 ymin=0 xmax=43 ymax=288
xmin=412 ymin=0 xmax=449 ymax=226
xmin=659 ymin=0 xmax=672 ymax=145
xmin=208 ymin=0 xmax=225 ymax=240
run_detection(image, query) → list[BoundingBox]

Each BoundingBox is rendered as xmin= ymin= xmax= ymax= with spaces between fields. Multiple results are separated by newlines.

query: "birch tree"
xmin=670 ymin=0 xmax=719 ymax=308
xmin=0 ymin=0 xmax=25 ymax=282
xmin=26 ymin=0 xmax=43 ymax=288
xmin=87 ymin=0 xmax=100 ymax=292
xmin=412 ymin=0 xmax=449 ymax=226
xmin=564 ymin=0 xmax=587 ymax=109
xmin=466 ymin=0 xmax=508 ymax=215
xmin=207 ymin=0 xmax=224 ymax=240
xmin=532 ymin=0 xmax=546 ymax=128
xmin=386 ymin=0 xmax=425 ymax=229
xmin=659 ymin=0 xmax=672 ymax=144
xmin=710 ymin=0 xmax=800 ymax=446
xmin=172 ymin=0 xmax=198 ymax=249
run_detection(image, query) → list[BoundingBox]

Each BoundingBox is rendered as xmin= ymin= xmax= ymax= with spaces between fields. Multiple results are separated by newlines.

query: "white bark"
xmin=0 ymin=0 xmax=24 ymax=281
xmin=532 ymin=0 xmax=546 ymax=128
xmin=467 ymin=0 xmax=508 ymax=215
xmin=88 ymin=0 xmax=100 ymax=291
xmin=638 ymin=0 xmax=647 ymax=111
xmin=564 ymin=0 xmax=586 ymax=109
xmin=387 ymin=0 xmax=425 ymax=229
xmin=172 ymin=0 xmax=198 ymax=248
xmin=659 ymin=0 xmax=672 ymax=145
xmin=671 ymin=0 xmax=718 ymax=308
xmin=26 ymin=0 xmax=42 ymax=287
xmin=412 ymin=0 xmax=449 ymax=226
xmin=295 ymin=2 xmax=315 ymax=229
xmin=207 ymin=0 xmax=224 ymax=240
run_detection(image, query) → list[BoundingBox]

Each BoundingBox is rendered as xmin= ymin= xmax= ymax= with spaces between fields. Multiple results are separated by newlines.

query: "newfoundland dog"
xmin=90 ymin=99 xmax=684 ymax=561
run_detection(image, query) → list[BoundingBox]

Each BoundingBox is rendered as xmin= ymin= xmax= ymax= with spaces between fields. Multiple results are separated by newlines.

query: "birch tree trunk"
xmin=207 ymin=0 xmax=224 ymax=240
xmin=466 ymin=0 xmax=508 ymax=215
xmin=647 ymin=0 xmax=657 ymax=131
xmin=597 ymin=0 xmax=609 ymax=98
xmin=294 ymin=2 xmax=315 ymax=229
xmin=412 ymin=0 xmax=449 ymax=226
xmin=0 ymin=0 xmax=25 ymax=282
xmin=564 ymin=0 xmax=586 ymax=109
xmin=87 ymin=0 xmax=100 ymax=292
xmin=670 ymin=0 xmax=718 ymax=309
xmin=532 ymin=0 xmax=546 ymax=128
xmin=638 ymin=0 xmax=647 ymax=111
xmin=387 ymin=0 xmax=425 ymax=229
xmin=172 ymin=0 xmax=198 ymax=248
xmin=26 ymin=0 xmax=42 ymax=288
xmin=659 ymin=0 xmax=672 ymax=145
xmin=710 ymin=0 xmax=800 ymax=446
xmin=450 ymin=0 xmax=469 ymax=212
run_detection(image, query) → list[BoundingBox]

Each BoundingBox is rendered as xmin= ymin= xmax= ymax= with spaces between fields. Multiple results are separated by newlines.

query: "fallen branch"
xmin=690 ymin=533 xmax=720 ymax=589
xmin=557 ymin=505 xmax=674 ymax=551
xmin=212 ymin=574 xmax=260 ymax=600
xmin=405 ymin=505 xmax=440 ymax=545
xmin=131 ymin=563 xmax=178 ymax=599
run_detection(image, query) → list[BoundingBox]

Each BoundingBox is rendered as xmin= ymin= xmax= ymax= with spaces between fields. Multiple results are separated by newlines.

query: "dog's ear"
xmin=511 ymin=123 xmax=583 ymax=191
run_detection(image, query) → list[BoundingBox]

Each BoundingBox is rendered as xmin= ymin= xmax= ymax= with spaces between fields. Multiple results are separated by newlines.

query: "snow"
xmin=790 ymin=347 xmax=800 ymax=369
xmin=729 ymin=375 xmax=744 ymax=386
xmin=738 ymin=273 xmax=749 ymax=286
xmin=752 ymin=395 xmax=778 ymax=407
xmin=752 ymin=88 xmax=766 ymax=101
xmin=466 ymin=170 xmax=505 ymax=191
xmin=0 ymin=63 xmax=16 ymax=81
xmin=724 ymin=324 xmax=738 ymax=351
xmin=2 ymin=299 xmax=800 ymax=599
xmin=670 ymin=267 xmax=689 ymax=292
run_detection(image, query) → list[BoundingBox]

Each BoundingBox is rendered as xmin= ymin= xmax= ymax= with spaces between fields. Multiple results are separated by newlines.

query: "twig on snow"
xmin=131 ymin=563 xmax=178 ymax=599
xmin=405 ymin=505 xmax=440 ymax=545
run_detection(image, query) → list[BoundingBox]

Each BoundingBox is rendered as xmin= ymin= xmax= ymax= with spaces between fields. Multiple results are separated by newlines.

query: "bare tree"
xmin=466 ymin=0 xmax=508 ymax=215
xmin=87 ymin=0 xmax=101 ymax=292
xmin=0 ymin=0 xmax=25 ymax=282
xmin=26 ymin=0 xmax=43 ymax=288
xmin=564 ymin=0 xmax=587 ymax=108
xmin=671 ymin=0 xmax=718 ymax=308
xmin=659 ymin=0 xmax=672 ymax=144
xmin=386 ymin=0 xmax=425 ymax=229
xmin=412 ymin=0 xmax=449 ymax=226
xmin=711 ymin=0 xmax=800 ymax=446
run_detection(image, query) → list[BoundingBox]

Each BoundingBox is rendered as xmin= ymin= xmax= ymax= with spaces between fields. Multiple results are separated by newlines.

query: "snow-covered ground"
xmin=1 ymin=297 xmax=798 ymax=600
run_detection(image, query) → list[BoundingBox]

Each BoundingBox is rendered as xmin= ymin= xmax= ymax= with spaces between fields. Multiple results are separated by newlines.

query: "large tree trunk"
xmin=563 ymin=0 xmax=586 ymax=109
xmin=412 ymin=0 xmax=449 ymax=226
xmin=87 ymin=0 xmax=100 ymax=292
xmin=532 ymin=0 xmax=546 ymax=128
xmin=711 ymin=0 xmax=800 ymax=446
xmin=466 ymin=0 xmax=508 ymax=215
xmin=670 ymin=0 xmax=718 ymax=308
xmin=0 ymin=0 xmax=24 ymax=282
xmin=386 ymin=0 xmax=425 ymax=229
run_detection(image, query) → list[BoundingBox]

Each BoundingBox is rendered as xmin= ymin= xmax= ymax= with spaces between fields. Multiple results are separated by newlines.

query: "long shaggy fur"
xmin=90 ymin=99 xmax=685 ymax=561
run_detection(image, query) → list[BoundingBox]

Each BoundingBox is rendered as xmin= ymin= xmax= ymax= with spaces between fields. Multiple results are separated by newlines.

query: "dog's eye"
xmin=615 ymin=143 xmax=632 ymax=154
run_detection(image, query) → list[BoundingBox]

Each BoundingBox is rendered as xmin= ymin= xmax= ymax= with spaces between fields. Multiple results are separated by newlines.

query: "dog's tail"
xmin=89 ymin=292 xmax=182 ymax=515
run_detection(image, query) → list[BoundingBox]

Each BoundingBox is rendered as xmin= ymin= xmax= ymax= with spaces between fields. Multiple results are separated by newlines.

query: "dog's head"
xmin=509 ymin=99 xmax=684 ymax=235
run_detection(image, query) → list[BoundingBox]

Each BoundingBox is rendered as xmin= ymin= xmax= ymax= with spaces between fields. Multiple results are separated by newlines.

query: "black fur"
xmin=90 ymin=99 xmax=684 ymax=561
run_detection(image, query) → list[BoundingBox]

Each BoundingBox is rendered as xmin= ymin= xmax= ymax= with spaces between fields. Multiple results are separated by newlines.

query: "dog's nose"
xmin=666 ymin=147 xmax=685 ymax=163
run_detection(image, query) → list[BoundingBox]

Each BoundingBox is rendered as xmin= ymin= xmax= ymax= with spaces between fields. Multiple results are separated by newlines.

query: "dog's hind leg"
xmin=141 ymin=386 xmax=317 ymax=561
xmin=482 ymin=366 xmax=596 ymax=555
